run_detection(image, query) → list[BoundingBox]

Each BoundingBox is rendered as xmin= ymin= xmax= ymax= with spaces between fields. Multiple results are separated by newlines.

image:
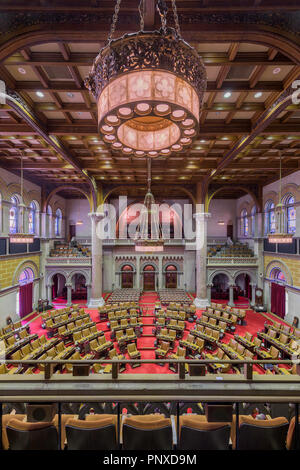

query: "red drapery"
xmin=245 ymin=275 xmax=251 ymax=299
xmin=19 ymin=282 xmax=33 ymax=319
xmin=271 ymin=282 xmax=285 ymax=319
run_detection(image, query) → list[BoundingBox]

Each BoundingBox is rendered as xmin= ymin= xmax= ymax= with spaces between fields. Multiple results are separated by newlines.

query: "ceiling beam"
xmin=1 ymin=121 xmax=300 ymax=136
xmin=2 ymin=88 xmax=97 ymax=206
xmin=204 ymin=77 xmax=300 ymax=192
xmin=4 ymin=51 xmax=293 ymax=67
xmin=14 ymin=80 xmax=284 ymax=93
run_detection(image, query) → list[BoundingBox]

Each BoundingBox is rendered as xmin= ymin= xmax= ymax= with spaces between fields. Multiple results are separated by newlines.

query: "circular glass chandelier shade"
xmin=85 ymin=29 xmax=206 ymax=157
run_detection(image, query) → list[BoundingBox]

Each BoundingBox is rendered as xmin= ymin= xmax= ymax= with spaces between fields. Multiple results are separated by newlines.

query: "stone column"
xmin=86 ymin=284 xmax=91 ymax=305
xmin=253 ymin=211 xmax=264 ymax=290
xmin=207 ymin=283 xmax=213 ymax=305
xmin=158 ymin=256 xmax=163 ymax=289
xmin=66 ymin=283 xmax=72 ymax=307
xmin=40 ymin=212 xmax=47 ymax=238
xmin=250 ymin=282 xmax=256 ymax=307
xmin=136 ymin=256 xmax=140 ymax=289
xmin=228 ymin=284 xmax=235 ymax=307
xmin=264 ymin=280 xmax=271 ymax=311
xmin=194 ymin=210 xmax=210 ymax=308
xmin=18 ymin=202 xmax=25 ymax=233
xmin=46 ymin=284 xmax=53 ymax=304
xmin=111 ymin=256 xmax=116 ymax=291
xmin=295 ymin=205 xmax=300 ymax=238
xmin=88 ymin=212 xmax=105 ymax=308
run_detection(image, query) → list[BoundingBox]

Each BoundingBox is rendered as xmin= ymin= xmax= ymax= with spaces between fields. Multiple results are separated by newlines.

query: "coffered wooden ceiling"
xmin=0 ymin=0 xmax=299 ymax=199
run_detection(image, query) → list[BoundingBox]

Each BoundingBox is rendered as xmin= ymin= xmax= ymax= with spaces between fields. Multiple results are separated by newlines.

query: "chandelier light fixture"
xmin=9 ymin=152 xmax=34 ymax=244
xmin=268 ymin=150 xmax=293 ymax=244
xmin=134 ymin=158 xmax=164 ymax=252
xmin=85 ymin=0 xmax=206 ymax=157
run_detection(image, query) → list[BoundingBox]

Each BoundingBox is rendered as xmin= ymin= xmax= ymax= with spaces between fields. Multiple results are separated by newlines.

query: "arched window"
xmin=55 ymin=208 xmax=62 ymax=237
xmin=240 ymin=209 xmax=249 ymax=236
xmin=47 ymin=205 xmax=52 ymax=238
xmin=270 ymin=267 xmax=286 ymax=283
xmin=28 ymin=201 xmax=36 ymax=234
xmin=9 ymin=195 xmax=19 ymax=234
xmin=19 ymin=267 xmax=34 ymax=284
xmin=264 ymin=200 xmax=275 ymax=234
xmin=283 ymin=194 xmax=296 ymax=234
xmin=251 ymin=206 xmax=256 ymax=237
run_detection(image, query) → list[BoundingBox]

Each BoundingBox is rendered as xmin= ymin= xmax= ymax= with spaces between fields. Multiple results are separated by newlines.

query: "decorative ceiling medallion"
xmin=85 ymin=1 xmax=206 ymax=157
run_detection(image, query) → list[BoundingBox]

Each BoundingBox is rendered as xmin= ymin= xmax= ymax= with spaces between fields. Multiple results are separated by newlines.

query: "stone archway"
xmin=211 ymin=271 xmax=231 ymax=301
xmin=265 ymin=260 xmax=293 ymax=286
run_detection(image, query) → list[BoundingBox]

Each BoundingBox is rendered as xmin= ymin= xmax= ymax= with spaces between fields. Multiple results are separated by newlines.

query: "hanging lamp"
xmin=134 ymin=158 xmax=164 ymax=252
xmin=85 ymin=0 xmax=206 ymax=158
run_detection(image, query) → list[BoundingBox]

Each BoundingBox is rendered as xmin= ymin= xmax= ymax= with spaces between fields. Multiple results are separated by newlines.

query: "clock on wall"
xmin=255 ymin=288 xmax=264 ymax=307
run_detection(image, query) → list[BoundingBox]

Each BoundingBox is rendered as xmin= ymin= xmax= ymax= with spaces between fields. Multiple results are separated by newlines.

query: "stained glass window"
xmin=55 ymin=208 xmax=62 ymax=236
xmin=19 ymin=268 xmax=34 ymax=284
xmin=285 ymin=194 xmax=296 ymax=234
xmin=270 ymin=267 xmax=286 ymax=283
xmin=241 ymin=209 xmax=249 ymax=236
xmin=28 ymin=201 xmax=36 ymax=234
xmin=251 ymin=205 xmax=256 ymax=237
xmin=265 ymin=200 xmax=275 ymax=234
xmin=9 ymin=195 xmax=19 ymax=234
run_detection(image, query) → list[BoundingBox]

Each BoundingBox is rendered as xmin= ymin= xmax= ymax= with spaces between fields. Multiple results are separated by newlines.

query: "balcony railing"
xmin=102 ymin=238 xmax=185 ymax=246
xmin=46 ymin=256 xmax=91 ymax=266
xmin=207 ymin=256 xmax=258 ymax=266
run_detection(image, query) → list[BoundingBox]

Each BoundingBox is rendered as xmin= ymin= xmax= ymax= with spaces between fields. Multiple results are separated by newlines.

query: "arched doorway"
xmin=121 ymin=265 xmax=134 ymax=288
xmin=143 ymin=265 xmax=156 ymax=291
xmin=17 ymin=268 xmax=34 ymax=318
xmin=165 ymin=265 xmax=177 ymax=288
xmin=71 ymin=273 xmax=87 ymax=301
xmin=235 ymin=273 xmax=251 ymax=299
xmin=211 ymin=273 xmax=230 ymax=301
xmin=52 ymin=273 xmax=67 ymax=303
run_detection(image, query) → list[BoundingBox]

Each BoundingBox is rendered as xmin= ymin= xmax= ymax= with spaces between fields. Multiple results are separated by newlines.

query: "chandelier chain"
xmin=147 ymin=158 xmax=151 ymax=193
xmin=157 ymin=0 xmax=168 ymax=34
xmin=139 ymin=0 xmax=145 ymax=31
xmin=107 ymin=0 xmax=122 ymax=43
xmin=171 ymin=0 xmax=181 ymax=37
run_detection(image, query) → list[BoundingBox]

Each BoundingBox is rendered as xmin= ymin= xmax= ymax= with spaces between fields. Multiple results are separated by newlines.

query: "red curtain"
xmin=245 ymin=275 xmax=251 ymax=299
xmin=271 ymin=282 xmax=285 ymax=319
xmin=19 ymin=282 xmax=33 ymax=319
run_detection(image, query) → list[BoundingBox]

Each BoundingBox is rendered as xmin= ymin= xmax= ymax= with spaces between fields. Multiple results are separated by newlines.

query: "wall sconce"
xmin=218 ymin=220 xmax=225 ymax=226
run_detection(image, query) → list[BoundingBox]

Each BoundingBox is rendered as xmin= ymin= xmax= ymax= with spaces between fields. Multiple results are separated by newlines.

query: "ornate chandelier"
xmin=268 ymin=150 xmax=293 ymax=244
xmin=85 ymin=0 xmax=206 ymax=157
xmin=134 ymin=158 xmax=164 ymax=252
xmin=9 ymin=153 xmax=34 ymax=244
